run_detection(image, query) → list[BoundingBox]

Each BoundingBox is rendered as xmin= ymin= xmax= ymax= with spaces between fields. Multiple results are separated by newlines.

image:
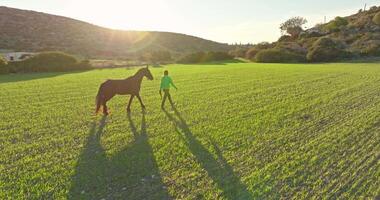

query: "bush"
xmin=0 ymin=57 xmax=9 ymax=74
xmin=255 ymin=48 xmax=306 ymax=63
xmin=360 ymin=43 xmax=380 ymax=56
xmin=143 ymin=51 xmax=172 ymax=62
xmin=276 ymin=42 xmax=307 ymax=54
xmin=373 ymin=12 xmax=380 ymax=25
xmin=228 ymin=47 xmax=248 ymax=58
xmin=278 ymin=35 xmax=293 ymax=42
xmin=307 ymin=37 xmax=351 ymax=62
xmin=245 ymin=48 xmax=260 ymax=60
xmin=177 ymin=51 xmax=233 ymax=63
xmin=324 ymin=17 xmax=348 ymax=32
xmin=7 ymin=52 xmax=92 ymax=73
xmin=334 ymin=17 xmax=349 ymax=27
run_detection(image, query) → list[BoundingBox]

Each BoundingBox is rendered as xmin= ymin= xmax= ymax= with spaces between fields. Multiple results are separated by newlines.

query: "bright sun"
xmin=64 ymin=0 xmax=178 ymax=31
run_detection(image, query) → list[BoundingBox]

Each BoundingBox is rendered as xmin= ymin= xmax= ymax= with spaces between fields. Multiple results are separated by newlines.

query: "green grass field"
xmin=1 ymin=63 xmax=379 ymax=199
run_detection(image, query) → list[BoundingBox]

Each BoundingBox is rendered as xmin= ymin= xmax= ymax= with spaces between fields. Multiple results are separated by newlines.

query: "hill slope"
xmin=240 ymin=6 xmax=380 ymax=62
xmin=0 ymin=6 xmax=231 ymax=58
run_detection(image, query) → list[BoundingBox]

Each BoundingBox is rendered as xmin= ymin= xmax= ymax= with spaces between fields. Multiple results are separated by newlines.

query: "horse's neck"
xmin=132 ymin=72 xmax=144 ymax=84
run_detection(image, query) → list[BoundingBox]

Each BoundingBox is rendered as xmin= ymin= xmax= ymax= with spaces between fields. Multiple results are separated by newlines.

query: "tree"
xmin=0 ymin=56 xmax=8 ymax=74
xmin=150 ymin=51 xmax=172 ymax=63
xmin=228 ymin=47 xmax=247 ymax=58
xmin=245 ymin=48 xmax=260 ymax=60
xmin=0 ymin=56 xmax=6 ymax=66
xmin=280 ymin=17 xmax=308 ymax=38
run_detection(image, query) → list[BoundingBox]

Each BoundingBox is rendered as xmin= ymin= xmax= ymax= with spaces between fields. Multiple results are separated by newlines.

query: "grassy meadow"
xmin=0 ymin=62 xmax=379 ymax=199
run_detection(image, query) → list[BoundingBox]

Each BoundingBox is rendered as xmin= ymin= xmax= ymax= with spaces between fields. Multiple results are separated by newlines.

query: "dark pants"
xmin=161 ymin=89 xmax=174 ymax=107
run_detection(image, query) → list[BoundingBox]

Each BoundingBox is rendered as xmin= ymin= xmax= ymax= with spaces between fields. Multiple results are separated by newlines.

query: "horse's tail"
xmin=95 ymin=85 xmax=103 ymax=114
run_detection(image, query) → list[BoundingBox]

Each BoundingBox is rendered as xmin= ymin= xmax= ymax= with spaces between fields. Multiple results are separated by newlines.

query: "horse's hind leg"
xmin=127 ymin=95 xmax=135 ymax=113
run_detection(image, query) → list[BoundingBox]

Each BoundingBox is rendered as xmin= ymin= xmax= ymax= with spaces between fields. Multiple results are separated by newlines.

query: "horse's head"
xmin=141 ymin=66 xmax=154 ymax=80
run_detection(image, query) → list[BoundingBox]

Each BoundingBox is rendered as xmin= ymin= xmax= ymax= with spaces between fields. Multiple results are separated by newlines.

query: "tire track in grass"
xmin=288 ymin=97 xmax=380 ymax=198
xmin=325 ymin=122 xmax=380 ymax=198
xmin=314 ymin=111 xmax=380 ymax=190
xmin=212 ymin=74 xmax=369 ymax=163
xmin=240 ymin=81 xmax=380 ymax=197
xmin=319 ymin=124 xmax=380 ymax=196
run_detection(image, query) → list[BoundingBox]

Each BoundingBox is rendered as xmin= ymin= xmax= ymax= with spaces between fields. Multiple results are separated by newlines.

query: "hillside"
xmin=0 ymin=6 xmax=231 ymax=59
xmin=238 ymin=6 xmax=380 ymax=62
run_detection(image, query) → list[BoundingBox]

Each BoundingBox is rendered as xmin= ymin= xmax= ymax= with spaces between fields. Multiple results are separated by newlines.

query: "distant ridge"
xmin=0 ymin=6 xmax=231 ymax=58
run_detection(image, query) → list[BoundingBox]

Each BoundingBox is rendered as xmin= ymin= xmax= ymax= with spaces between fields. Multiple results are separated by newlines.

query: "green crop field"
xmin=1 ymin=63 xmax=379 ymax=199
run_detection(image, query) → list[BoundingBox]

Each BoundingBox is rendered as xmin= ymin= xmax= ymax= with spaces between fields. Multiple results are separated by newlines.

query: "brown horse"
xmin=95 ymin=66 xmax=154 ymax=115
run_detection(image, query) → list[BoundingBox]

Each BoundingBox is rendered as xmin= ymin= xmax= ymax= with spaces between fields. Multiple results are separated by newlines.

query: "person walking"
xmin=160 ymin=70 xmax=177 ymax=108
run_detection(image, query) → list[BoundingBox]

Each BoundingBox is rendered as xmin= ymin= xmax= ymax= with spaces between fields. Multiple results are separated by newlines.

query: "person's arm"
xmin=160 ymin=77 xmax=165 ymax=90
xmin=159 ymin=78 xmax=164 ymax=97
xmin=170 ymin=77 xmax=177 ymax=90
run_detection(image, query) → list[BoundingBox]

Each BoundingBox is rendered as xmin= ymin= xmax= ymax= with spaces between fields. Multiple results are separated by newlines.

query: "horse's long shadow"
xmin=68 ymin=116 xmax=108 ymax=199
xmin=68 ymin=113 xmax=170 ymax=199
xmin=0 ymin=70 xmax=86 ymax=84
xmin=162 ymin=107 xmax=252 ymax=199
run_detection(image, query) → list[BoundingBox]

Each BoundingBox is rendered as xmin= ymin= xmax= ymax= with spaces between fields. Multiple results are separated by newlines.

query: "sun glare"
xmin=64 ymin=0 xmax=177 ymax=31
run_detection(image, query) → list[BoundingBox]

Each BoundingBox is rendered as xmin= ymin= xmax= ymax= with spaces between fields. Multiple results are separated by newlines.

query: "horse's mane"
xmin=135 ymin=68 xmax=145 ymax=75
xmin=125 ymin=68 xmax=145 ymax=80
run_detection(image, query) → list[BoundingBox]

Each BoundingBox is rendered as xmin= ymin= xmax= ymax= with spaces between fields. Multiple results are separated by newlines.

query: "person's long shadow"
xmin=68 ymin=113 xmax=170 ymax=199
xmin=162 ymin=107 xmax=252 ymax=199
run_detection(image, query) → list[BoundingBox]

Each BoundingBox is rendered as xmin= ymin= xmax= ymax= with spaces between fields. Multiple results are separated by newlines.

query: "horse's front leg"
xmin=136 ymin=94 xmax=146 ymax=110
xmin=127 ymin=95 xmax=135 ymax=113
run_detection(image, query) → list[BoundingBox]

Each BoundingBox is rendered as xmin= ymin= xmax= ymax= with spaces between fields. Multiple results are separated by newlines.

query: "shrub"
xmin=278 ymin=35 xmax=293 ymax=42
xmin=369 ymin=6 xmax=379 ymax=13
xmin=253 ymin=42 xmax=274 ymax=50
xmin=177 ymin=52 xmax=205 ymax=63
xmin=360 ymin=43 xmax=380 ymax=56
xmin=228 ymin=47 xmax=248 ymax=58
xmin=324 ymin=17 xmax=348 ymax=32
xmin=307 ymin=37 xmax=351 ymax=62
xmin=177 ymin=51 xmax=233 ymax=64
xmin=205 ymin=51 xmax=234 ymax=61
xmin=245 ymin=48 xmax=260 ymax=60
xmin=8 ymin=52 xmax=92 ymax=73
xmin=0 ymin=56 xmax=9 ymax=74
xmin=255 ymin=48 xmax=306 ymax=63
xmin=373 ymin=12 xmax=380 ymax=25
xmin=334 ymin=17 xmax=349 ymax=27
xmin=276 ymin=42 xmax=307 ymax=54
xmin=144 ymin=51 xmax=172 ymax=62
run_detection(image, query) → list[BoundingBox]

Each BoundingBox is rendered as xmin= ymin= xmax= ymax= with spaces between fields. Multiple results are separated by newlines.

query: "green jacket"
xmin=160 ymin=75 xmax=177 ymax=90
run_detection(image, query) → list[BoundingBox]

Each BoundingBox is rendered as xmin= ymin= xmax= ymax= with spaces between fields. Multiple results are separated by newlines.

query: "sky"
xmin=1 ymin=0 xmax=379 ymax=44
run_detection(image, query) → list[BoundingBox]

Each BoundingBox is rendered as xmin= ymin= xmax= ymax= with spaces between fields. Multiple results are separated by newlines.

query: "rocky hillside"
xmin=0 ymin=6 xmax=231 ymax=59
xmin=239 ymin=5 xmax=380 ymax=62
